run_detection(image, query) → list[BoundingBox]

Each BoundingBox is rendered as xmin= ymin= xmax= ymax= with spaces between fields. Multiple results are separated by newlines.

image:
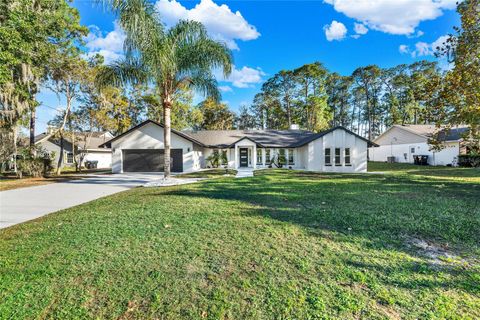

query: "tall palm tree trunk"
xmin=163 ymin=99 xmax=172 ymax=179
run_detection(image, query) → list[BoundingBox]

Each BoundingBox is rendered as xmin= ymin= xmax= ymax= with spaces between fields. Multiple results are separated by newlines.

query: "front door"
xmin=239 ymin=148 xmax=248 ymax=167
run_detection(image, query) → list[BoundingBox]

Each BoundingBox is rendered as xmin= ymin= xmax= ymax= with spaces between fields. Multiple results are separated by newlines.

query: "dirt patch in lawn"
xmin=405 ymin=236 xmax=474 ymax=267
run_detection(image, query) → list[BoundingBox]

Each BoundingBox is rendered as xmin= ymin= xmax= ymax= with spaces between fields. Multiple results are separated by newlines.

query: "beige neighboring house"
xmin=35 ymin=131 xmax=113 ymax=168
xmin=100 ymin=119 xmax=376 ymax=174
xmin=368 ymin=124 xmax=469 ymax=166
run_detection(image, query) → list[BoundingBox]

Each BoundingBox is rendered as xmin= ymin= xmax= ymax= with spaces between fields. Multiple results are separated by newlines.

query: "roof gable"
xmin=227 ymin=136 xmax=264 ymax=148
xmin=99 ymin=120 xmax=205 ymax=148
xmin=374 ymin=125 xmax=469 ymax=145
xmin=294 ymin=126 xmax=377 ymax=147
xmin=374 ymin=126 xmax=427 ymax=145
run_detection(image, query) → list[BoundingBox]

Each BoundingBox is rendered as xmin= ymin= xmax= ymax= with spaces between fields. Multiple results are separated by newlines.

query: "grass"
xmin=369 ymin=161 xmax=480 ymax=180
xmin=0 ymin=169 xmax=110 ymax=191
xmin=177 ymin=168 xmax=237 ymax=179
xmin=1 ymin=166 xmax=479 ymax=319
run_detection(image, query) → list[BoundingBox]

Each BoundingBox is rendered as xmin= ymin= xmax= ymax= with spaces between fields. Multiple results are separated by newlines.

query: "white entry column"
xmin=234 ymin=145 xmax=238 ymax=169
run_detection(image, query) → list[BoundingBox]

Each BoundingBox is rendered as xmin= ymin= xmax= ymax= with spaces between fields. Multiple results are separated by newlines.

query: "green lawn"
xmin=1 ymin=166 xmax=479 ymax=319
xmin=177 ymin=168 xmax=237 ymax=179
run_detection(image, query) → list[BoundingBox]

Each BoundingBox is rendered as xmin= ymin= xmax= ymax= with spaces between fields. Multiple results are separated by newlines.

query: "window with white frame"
xmin=335 ymin=148 xmax=341 ymax=166
xmin=288 ymin=148 xmax=295 ymax=165
xmin=265 ymin=149 xmax=271 ymax=164
xmin=344 ymin=148 xmax=351 ymax=165
xmin=256 ymin=148 xmax=263 ymax=164
xmin=279 ymin=149 xmax=286 ymax=165
xmin=221 ymin=150 xmax=228 ymax=165
xmin=325 ymin=148 xmax=332 ymax=165
xmin=65 ymin=152 xmax=74 ymax=164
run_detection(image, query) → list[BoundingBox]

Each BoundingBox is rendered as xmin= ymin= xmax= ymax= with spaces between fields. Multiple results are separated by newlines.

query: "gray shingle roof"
xmin=395 ymin=124 xmax=469 ymax=141
xmin=99 ymin=120 xmax=376 ymax=148
xmin=35 ymin=132 xmax=112 ymax=149
xmin=34 ymin=133 xmax=51 ymax=144
xmin=183 ymin=129 xmax=317 ymax=148
xmin=437 ymin=126 xmax=470 ymax=141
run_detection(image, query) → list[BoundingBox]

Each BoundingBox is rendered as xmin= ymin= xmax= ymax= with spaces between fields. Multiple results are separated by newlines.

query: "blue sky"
xmin=35 ymin=0 xmax=460 ymax=133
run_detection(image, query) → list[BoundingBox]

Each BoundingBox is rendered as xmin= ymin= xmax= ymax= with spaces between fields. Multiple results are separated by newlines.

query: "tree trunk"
xmin=286 ymin=101 xmax=291 ymax=128
xmin=350 ymin=103 xmax=356 ymax=131
xmin=29 ymin=108 xmax=35 ymax=147
xmin=56 ymin=133 xmax=64 ymax=175
xmin=163 ymin=98 xmax=172 ymax=179
xmin=13 ymin=125 xmax=18 ymax=174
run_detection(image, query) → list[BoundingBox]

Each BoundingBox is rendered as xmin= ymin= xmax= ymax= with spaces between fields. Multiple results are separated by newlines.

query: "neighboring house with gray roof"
xmin=100 ymin=119 xmax=375 ymax=173
xmin=35 ymin=131 xmax=113 ymax=169
xmin=368 ymin=124 xmax=469 ymax=166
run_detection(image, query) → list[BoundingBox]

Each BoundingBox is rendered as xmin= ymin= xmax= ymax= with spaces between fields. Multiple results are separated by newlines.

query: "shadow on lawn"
xmin=153 ymin=170 xmax=479 ymax=242
xmin=147 ymin=170 xmax=480 ymax=293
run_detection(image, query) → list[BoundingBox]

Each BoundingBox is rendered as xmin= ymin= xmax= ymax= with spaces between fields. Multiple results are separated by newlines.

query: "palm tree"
xmin=97 ymin=0 xmax=232 ymax=178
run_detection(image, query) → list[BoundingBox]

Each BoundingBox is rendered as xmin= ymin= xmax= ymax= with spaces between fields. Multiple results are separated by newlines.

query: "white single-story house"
xmin=100 ymin=120 xmax=375 ymax=173
xmin=368 ymin=124 xmax=469 ymax=166
xmin=35 ymin=131 xmax=113 ymax=168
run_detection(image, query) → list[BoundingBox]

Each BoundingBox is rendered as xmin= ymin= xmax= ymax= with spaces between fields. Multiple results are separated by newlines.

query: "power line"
xmin=39 ymin=103 xmax=62 ymax=111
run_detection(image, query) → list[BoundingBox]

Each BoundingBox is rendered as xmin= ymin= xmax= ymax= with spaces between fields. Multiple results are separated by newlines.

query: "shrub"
xmin=458 ymin=154 xmax=480 ymax=167
xmin=17 ymin=158 xmax=45 ymax=178
xmin=16 ymin=146 xmax=54 ymax=178
xmin=207 ymin=150 xmax=228 ymax=168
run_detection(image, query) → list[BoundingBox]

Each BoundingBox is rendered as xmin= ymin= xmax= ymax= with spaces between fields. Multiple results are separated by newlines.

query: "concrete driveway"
xmin=0 ymin=173 xmax=162 ymax=229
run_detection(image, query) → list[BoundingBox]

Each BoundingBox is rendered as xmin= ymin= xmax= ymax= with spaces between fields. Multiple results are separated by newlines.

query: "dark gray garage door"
xmin=122 ymin=149 xmax=183 ymax=172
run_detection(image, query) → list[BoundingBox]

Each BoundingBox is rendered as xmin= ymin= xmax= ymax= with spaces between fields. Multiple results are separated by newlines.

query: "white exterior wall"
xmin=368 ymin=141 xmax=460 ymax=166
xmin=110 ymin=122 xmax=199 ymax=173
xmin=82 ymin=151 xmax=112 ymax=168
xmin=306 ymin=129 xmax=368 ymax=173
xmin=294 ymin=145 xmax=308 ymax=169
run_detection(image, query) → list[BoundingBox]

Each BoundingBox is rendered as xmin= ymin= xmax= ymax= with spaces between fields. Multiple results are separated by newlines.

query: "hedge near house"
xmin=458 ymin=154 xmax=480 ymax=167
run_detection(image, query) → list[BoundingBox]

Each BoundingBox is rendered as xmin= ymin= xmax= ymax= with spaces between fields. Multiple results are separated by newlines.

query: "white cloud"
xmin=324 ymin=0 xmax=457 ymax=35
xmin=155 ymin=0 xmax=260 ymax=50
xmin=431 ymin=35 xmax=449 ymax=52
xmin=399 ymin=44 xmax=410 ymax=54
xmin=324 ymin=20 xmax=347 ymax=41
xmin=218 ymin=85 xmax=233 ymax=92
xmin=354 ymin=23 xmax=368 ymax=35
xmin=407 ymin=30 xmax=425 ymax=38
xmin=84 ymin=22 xmax=125 ymax=63
xmin=414 ymin=42 xmax=431 ymax=56
xmin=218 ymin=66 xmax=265 ymax=88
xmin=399 ymin=35 xmax=450 ymax=57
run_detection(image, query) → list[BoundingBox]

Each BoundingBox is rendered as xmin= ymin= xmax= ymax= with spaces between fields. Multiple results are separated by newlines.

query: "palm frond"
xmin=181 ymin=70 xmax=220 ymax=102
xmin=96 ymin=0 xmax=164 ymax=62
xmin=95 ymin=58 xmax=148 ymax=89
xmin=178 ymin=38 xmax=233 ymax=77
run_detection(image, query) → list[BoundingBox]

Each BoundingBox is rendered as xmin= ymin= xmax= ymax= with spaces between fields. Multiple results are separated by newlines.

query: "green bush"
xmin=16 ymin=146 xmax=54 ymax=178
xmin=207 ymin=150 xmax=228 ymax=168
xmin=17 ymin=158 xmax=45 ymax=177
xmin=458 ymin=154 xmax=480 ymax=167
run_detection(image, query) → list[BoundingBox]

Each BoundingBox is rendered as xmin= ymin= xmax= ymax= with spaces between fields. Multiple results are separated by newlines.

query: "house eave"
xmin=99 ymin=120 xmax=207 ymax=148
